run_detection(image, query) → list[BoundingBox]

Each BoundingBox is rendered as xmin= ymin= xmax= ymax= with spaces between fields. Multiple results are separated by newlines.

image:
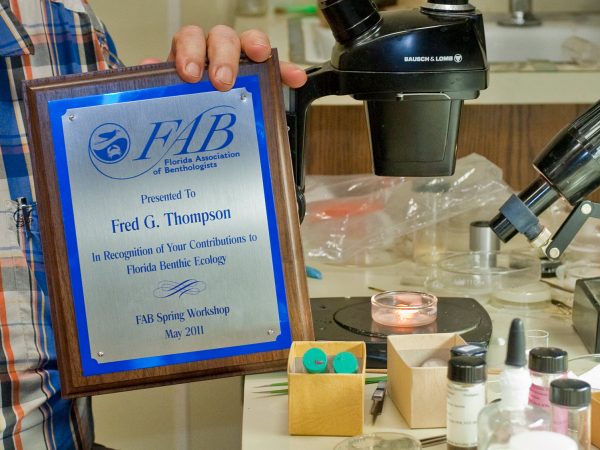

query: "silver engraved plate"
xmin=57 ymin=81 xmax=284 ymax=366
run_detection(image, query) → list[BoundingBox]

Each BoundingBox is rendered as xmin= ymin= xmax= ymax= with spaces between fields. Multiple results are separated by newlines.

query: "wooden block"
xmin=592 ymin=392 xmax=600 ymax=448
xmin=288 ymin=341 xmax=366 ymax=436
xmin=387 ymin=333 xmax=466 ymax=429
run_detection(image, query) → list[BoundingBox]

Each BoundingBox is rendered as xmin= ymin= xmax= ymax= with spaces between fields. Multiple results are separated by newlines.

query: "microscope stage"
xmin=311 ymin=296 xmax=492 ymax=369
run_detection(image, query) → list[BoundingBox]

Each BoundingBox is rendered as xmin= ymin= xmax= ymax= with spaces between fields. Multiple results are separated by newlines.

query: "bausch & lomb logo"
xmin=403 ymin=53 xmax=464 ymax=63
xmin=87 ymin=105 xmax=239 ymax=180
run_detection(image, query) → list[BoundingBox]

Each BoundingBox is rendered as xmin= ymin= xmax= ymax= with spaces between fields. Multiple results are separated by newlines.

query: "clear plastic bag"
xmin=301 ymin=153 xmax=512 ymax=266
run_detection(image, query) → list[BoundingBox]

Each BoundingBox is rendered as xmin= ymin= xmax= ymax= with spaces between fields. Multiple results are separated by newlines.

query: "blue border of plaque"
xmin=47 ymin=75 xmax=292 ymax=376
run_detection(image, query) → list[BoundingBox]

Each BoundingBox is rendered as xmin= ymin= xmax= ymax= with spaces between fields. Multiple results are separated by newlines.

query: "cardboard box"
xmin=387 ymin=333 xmax=466 ymax=429
xmin=592 ymin=392 xmax=600 ymax=448
xmin=288 ymin=341 xmax=366 ymax=436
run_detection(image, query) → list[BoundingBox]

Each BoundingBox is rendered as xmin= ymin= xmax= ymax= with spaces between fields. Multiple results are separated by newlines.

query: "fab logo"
xmin=87 ymin=105 xmax=238 ymax=180
xmin=89 ymin=123 xmax=131 ymax=164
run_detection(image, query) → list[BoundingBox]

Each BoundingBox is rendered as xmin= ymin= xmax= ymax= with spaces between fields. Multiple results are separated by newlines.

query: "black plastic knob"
xmin=422 ymin=0 xmax=475 ymax=12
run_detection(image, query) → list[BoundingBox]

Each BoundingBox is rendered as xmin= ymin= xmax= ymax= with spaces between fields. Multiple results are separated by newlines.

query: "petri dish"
xmin=371 ymin=291 xmax=437 ymax=327
xmin=425 ymin=251 xmax=540 ymax=298
xmin=556 ymin=262 xmax=600 ymax=292
xmin=492 ymin=281 xmax=551 ymax=304
xmin=487 ymin=282 xmax=555 ymax=316
xmin=334 ymin=432 xmax=421 ymax=450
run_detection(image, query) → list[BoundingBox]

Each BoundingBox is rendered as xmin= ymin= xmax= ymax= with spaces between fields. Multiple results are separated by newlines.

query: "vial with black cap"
xmin=447 ymin=356 xmax=486 ymax=450
xmin=477 ymin=318 xmax=550 ymax=449
xmin=550 ymin=378 xmax=592 ymax=450
xmin=528 ymin=347 xmax=568 ymax=410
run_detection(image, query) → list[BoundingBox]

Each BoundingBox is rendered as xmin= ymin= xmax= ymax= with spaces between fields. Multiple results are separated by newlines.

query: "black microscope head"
xmin=305 ymin=0 xmax=489 ymax=177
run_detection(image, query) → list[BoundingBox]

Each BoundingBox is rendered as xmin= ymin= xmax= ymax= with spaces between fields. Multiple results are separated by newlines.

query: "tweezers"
xmin=370 ymin=380 xmax=387 ymax=424
xmin=420 ymin=434 xmax=447 ymax=447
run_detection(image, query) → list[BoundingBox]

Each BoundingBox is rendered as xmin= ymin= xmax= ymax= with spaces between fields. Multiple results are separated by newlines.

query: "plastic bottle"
xmin=528 ymin=347 xmax=568 ymax=410
xmin=477 ymin=318 xmax=551 ymax=449
xmin=447 ymin=356 xmax=487 ymax=450
xmin=550 ymin=378 xmax=592 ymax=450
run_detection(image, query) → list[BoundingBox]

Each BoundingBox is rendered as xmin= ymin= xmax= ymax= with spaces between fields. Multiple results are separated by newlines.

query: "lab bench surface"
xmin=241 ymin=261 xmax=598 ymax=450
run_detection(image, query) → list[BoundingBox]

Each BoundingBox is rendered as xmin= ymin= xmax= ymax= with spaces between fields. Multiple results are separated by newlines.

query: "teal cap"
xmin=303 ymin=347 xmax=328 ymax=373
xmin=333 ymin=351 xmax=359 ymax=374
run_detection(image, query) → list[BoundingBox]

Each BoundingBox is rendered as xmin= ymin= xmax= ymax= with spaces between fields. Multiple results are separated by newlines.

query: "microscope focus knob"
xmin=422 ymin=0 xmax=475 ymax=12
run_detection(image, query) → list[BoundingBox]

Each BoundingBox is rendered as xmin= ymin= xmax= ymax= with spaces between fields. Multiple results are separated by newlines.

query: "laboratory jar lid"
xmin=528 ymin=347 xmax=568 ymax=374
xmin=332 ymin=351 xmax=359 ymax=374
xmin=450 ymin=344 xmax=487 ymax=358
xmin=302 ymin=347 xmax=328 ymax=374
xmin=550 ymin=378 xmax=591 ymax=407
xmin=447 ymin=356 xmax=486 ymax=383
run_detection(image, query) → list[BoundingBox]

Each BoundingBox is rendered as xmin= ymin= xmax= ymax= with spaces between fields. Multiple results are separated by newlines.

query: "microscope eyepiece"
xmin=319 ymin=0 xmax=381 ymax=44
xmin=490 ymin=177 xmax=558 ymax=243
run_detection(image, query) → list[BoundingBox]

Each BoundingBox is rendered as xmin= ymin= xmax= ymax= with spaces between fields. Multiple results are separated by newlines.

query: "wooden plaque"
xmin=23 ymin=53 xmax=313 ymax=397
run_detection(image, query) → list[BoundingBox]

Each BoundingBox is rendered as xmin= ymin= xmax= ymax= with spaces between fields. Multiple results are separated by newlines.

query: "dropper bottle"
xmin=477 ymin=318 xmax=551 ymax=449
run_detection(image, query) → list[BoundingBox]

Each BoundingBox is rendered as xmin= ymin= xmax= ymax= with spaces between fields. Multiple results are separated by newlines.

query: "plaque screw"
xmin=548 ymin=247 xmax=560 ymax=259
xmin=581 ymin=203 xmax=592 ymax=215
xmin=267 ymin=329 xmax=275 ymax=335
xmin=240 ymin=93 xmax=248 ymax=102
xmin=68 ymin=114 xmax=76 ymax=121
xmin=97 ymin=351 xmax=104 ymax=357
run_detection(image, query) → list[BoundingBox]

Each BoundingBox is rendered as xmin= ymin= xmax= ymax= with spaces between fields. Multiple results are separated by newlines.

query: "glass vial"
xmin=528 ymin=347 xmax=568 ymax=410
xmin=550 ymin=379 xmax=592 ymax=450
xmin=447 ymin=356 xmax=487 ymax=450
xmin=478 ymin=319 xmax=551 ymax=450
xmin=412 ymin=180 xmax=450 ymax=265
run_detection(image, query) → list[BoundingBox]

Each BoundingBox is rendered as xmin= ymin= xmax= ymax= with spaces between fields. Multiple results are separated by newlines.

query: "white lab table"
xmin=241 ymin=260 xmax=597 ymax=450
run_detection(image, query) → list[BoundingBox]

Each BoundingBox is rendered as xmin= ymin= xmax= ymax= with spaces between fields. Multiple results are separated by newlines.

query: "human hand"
xmin=143 ymin=25 xmax=307 ymax=91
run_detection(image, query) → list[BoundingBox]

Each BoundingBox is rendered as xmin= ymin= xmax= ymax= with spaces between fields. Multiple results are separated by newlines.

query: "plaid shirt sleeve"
xmin=0 ymin=1 xmax=121 ymax=449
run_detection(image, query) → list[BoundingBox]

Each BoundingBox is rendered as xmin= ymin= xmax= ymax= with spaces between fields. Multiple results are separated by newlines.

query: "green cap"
xmin=303 ymin=348 xmax=328 ymax=373
xmin=333 ymin=351 xmax=359 ymax=374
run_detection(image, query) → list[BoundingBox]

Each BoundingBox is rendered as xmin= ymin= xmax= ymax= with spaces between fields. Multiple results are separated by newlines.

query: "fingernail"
xmin=216 ymin=66 xmax=233 ymax=85
xmin=255 ymin=40 xmax=270 ymax=50
xmin=185 ymin=62 xmax=202 ymax=79
xmin=255 ymin=41 xmax=272 ymax=58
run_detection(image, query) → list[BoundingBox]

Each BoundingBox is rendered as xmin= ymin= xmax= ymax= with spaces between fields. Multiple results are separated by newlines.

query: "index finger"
xmin=206 ymin=25 xmax=242 ymax=91
xmin=168 ymin=25 xmax=207 ymax=83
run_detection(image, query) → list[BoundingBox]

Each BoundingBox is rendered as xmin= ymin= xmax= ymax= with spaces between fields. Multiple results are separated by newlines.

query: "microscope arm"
xmin=545 ymin=200 xmax=600 ymax=260
xmin=286 ymin=63 xmax=340 ymax=219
